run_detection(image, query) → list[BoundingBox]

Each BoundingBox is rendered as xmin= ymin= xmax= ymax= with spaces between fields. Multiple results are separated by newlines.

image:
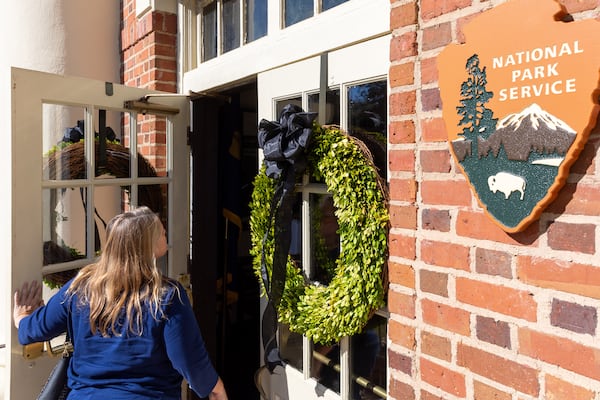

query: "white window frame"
xmin=257 ymin=35 xmax=390 ymax=400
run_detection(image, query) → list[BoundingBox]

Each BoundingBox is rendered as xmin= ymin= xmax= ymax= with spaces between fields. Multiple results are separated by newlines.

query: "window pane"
xmin=95 ymin=109 xmax=130 ymax=178
xmin=43 ymin=104 xmax=87 ymax=181
xmin=202 ymin=2 xmax=217 ymax=61
xmin=322 ymin=0 xmax=348 ymax=11
xmin=285 ymin=0 xmax=314 ymax=27
xmin=275 ymin=97 xmax=302 ymax=119
xmin=347 ymin=80 xmax=388 ymax=180
xmin=245 ymin=0 xmax=267 ymax=42
xmin=222 ymin=0 xmax=241 ymax=53
xmin=310 ymin=193 xmax=337 ymax=285
xmin=137 ymin=114 xmax=168 ymax=178
xmin=350 ymin=313 xmax=387 ymax=399
xmin=307 ymin=89 xmax=340 ymax=125
xmin=280 ymin=324 xmax=303 ymax=371
xmin=312 ymin=339 xmax=341 ymax=393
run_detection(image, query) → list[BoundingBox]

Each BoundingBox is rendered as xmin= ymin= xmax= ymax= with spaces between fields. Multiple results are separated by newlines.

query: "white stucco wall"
xmin=0 ymin=2 xmax=121 ymax=399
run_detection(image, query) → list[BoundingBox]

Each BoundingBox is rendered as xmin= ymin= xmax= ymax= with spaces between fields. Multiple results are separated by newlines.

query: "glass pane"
xmin=137 ymin=114 xmax=168 ymax=178
xmin=137 ymin=184 xmax=167 ymax=223
xmin=279 ymin=324 xmax=303 ymax=371
xmin=322 ymin=0 xmax=348 ymax=11
xmin=95 ymin=109 xmax=130 ymax=178
xmin=347 ymin=80 xmax=388 ymax=180
xmin=222 ymin=0 xmax=241 ymax=53
xmin=351 ymin=313 xmax=387 ymax=399
xmin=245 ymin=0 xmax=267 ymax=42
xmin=275 ymin=97 xmax=302 ymax=120
xmin=202 ymin=2 xmax=218 ymax=61
xmin=307 ymin=89 xmax=340 ymax=125
xmin=312 ymin=339 xmax=341 ymax=393
xmin=43 ymin=104 xmax=87 ymax=181
xmin=42 ymin=187 xmax=88 ymax=287
xmin=285 ymin=0 xmax=313 ymax=27
xmin=310 ymin=193 xmax=337 ymax=285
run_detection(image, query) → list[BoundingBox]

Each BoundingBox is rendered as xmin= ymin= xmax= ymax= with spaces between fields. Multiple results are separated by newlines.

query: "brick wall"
xmin=388 ymin=1 xmax=600 ymax=399
xmin=120 ymin=0 xmax=177 ymax=177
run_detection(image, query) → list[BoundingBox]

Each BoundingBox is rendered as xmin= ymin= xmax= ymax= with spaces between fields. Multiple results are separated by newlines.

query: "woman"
xmin=13 ymin=206 xmax=228 ymax=399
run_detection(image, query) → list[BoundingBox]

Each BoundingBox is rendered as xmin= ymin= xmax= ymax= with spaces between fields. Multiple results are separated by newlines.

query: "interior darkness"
xmin=190 ymin=81 xmax=260 ymax=400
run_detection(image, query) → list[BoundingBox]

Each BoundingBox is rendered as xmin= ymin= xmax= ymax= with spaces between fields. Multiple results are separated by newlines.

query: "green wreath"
xmin=250 ymin=124 xmax=389 ymax=344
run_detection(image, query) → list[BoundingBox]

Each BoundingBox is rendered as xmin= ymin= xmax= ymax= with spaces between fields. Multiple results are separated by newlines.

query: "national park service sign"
xmin=438 ymin=0 xmax=600 ymax=232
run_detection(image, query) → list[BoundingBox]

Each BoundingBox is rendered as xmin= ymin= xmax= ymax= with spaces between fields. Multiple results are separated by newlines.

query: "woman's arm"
xmin=163 ymin=284 xmax=228 ymax=399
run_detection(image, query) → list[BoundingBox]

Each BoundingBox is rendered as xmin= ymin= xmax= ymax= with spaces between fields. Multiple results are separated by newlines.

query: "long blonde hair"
xmin=68 ymin=206 xmax=169 ymax=336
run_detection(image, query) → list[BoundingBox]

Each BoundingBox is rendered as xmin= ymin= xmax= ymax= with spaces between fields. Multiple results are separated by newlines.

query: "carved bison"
xmin=487 ymin=172 xmax=526 ymax=200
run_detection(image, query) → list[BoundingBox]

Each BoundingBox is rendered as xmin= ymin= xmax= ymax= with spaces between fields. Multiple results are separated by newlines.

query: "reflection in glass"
xmin=307 ymin=89 xmax=340 ymax=125
xmin=279 ymin=324 xmax=303 ymax=371
xmin=285 ymin=0 xmax=313 ymax=27
xmin=347 ymin=80 xmax=388 ymax=180
xmin=310 ymin=194 xmax=337 ymax=285
xmin=137 ymin=114 xmax=168 ymax=177
xmin=43 ymin=104 xmax=86 ymax=181
xmin=223 ymin=0 xmax=241 ymax=53
xmin=322 ymin=0 xmax=348 ymax=11
xmin=42 ymin=188 xmax=88 ymax=287
xmin=202 ymin=2 xmax=218 ymax=61
xmin=245 ymin=0 xmax=267 ymax=42
xmin=275 ymin=97 xmax=302 ymax=119
xmin=95 ymin=109 xmax=129 ymax=178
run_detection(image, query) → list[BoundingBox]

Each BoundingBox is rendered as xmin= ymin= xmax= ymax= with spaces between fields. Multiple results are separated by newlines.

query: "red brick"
xmin=547 ymin=183 xmax=600 ymax=215
xmin=389 ymin=149 xmax=415 ymax=172
xmin=421 ymin=240 xmax=470 ymax=271
xmin=457 ymin=343 xmax=539 ymax=396
xmin=389 ymin=350 xmax=413 ymax=375
xmin=420 ymin=357 xmax=466 ymax=397
xmin=421 ymin=180 xmax=472 ymax=206
xmin=421 ymin=88 xmax=442 ymax=111
xmin=420 ymin=149 xmax=450 ymax=173
xmin=389 ymin=378 xmax=416 ymax=400
xmin=389 ymin=204 xmax=417 ymax=229
xmin=517 ymin=256 xmax=600 ymax=300
xmin=545 ymin=375 xmax=594 ymax=400
xmin=391 ymin=2 xmax=418 ymax=28
xmin=476 ymin=316 xmax=511 ymax=349
xmin=519 ymin=327 xmax=600 ymax=380
xmin=456 ymin=211 xmax=540 ymax=245
xmin=421 ymin=208 xmax=451 ymax=232
xmin=456 ymin=278 xmax=537 ymax=321
xmin=422 ymin=23 xmax=452 ymax=51
xmin=421 ymin=117 xmax=448 ymax=142
xmin=390 ymin=62 xmax=415 ymax=87
xmin=389 ymin=233 xmax=416 ymax=260
xmin=420 ymin=269 xmax=448 ymax=297
xmin=420 ymin=0 xmax=473 ymax=21
xmin=389 ymin=319 xmax=416 ymax=350
xmin=420 ymin=57 xmax=438 ymax=85
xmin=389 ymin=91 xmax=417 ymax=116
xmin=390 ymin=178 xmax=417 ymax=202
xmin=388 ymin=289 xmax=416 ymax=319
xmin=421 ymin=331 xmax=451 ymax=362
xmin=475 ymin=248 xmax=512 ymax=278
xmin=389 ymin=119 xmax=416 ymax=144
xmin=390 ymin=31 xmax=417 ymax=60
xmin=547 ymin=221 xmax=595 ymax=254
xmin=558 ymin=0 xmax=599 ymax=13
xmin=422 ymin=299 xmax=470 ymax=336
xmin=388 ymin=261 xmax=415 ymax=289
xmin=473 ymin=380 xmax=512 ymax=400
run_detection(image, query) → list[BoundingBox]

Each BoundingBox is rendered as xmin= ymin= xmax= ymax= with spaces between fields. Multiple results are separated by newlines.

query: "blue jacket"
xmin=18 ymin=280 xmax=219 ymax=399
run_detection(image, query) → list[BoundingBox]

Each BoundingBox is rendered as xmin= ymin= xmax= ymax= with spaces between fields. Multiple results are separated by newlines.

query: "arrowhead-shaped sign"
xmin=438 ymin=0 xmax=600 ymax=232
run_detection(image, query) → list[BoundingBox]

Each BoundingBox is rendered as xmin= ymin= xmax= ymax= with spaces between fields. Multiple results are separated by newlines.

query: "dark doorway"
xmin=189 ymin=82 xmax=260 ymax=400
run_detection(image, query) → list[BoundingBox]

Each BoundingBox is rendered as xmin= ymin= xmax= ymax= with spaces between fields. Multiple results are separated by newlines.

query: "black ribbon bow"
xmin=257 ymin=104 xmax=316 ymax=372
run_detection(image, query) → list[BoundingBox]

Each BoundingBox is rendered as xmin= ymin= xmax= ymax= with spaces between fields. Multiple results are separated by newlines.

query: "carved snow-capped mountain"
xmin=478 ymin=104 xmax=576 ymax=161
xmin=496 ymin=103 xmax=576 ymax=133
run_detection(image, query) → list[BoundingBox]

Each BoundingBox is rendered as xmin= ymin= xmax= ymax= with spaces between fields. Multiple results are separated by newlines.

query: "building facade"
xmin=2 ymin=0 xmax=600 ymax=399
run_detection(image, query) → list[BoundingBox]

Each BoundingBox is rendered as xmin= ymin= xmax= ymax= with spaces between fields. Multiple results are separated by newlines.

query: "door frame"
xmin=3 ymin=67 xmax=190 ymax=400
